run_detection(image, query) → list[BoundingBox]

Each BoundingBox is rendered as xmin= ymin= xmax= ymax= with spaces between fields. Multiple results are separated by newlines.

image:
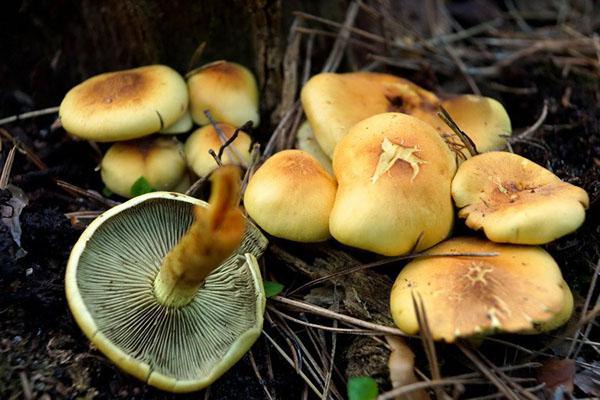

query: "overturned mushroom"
xmin=60 ymin=65 xmax=188 ymax=142
xmin=66 ymin=166 xmax=268 ymax=392
xmin=452 ymin=151 xmax=589 ymax=244
xmin=390 ymin=237 xmax=573 ymax=342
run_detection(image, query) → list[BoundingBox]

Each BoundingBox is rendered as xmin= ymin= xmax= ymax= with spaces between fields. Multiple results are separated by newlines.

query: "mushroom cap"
xmin=188 ymin=61 xmax=260 ymax=127
xmin=301 ymin=72 xmax=439 ymax=157
xmin=184 ymin=123 xmax=252 ymax=177
xmin=101 ymin=136 xmax=187 ymax=198
xmin=390 ymin=237 xmax=573 ymax=342
xmin=65 ymin=191 xmax=268 ymax=393
xmin=244 ymin=149 xmax=337 ymax=242
xmin=417 ymin=95 xmax=512 ymax=158
xmin=60 ymin=65 xmax=188 ymax=142
xmin=452 ymin=151 xmax=589 ymax=244
xmin=159 ymin=110 xmax=194 ymax=134
xmin=295 ymin=121 xmax=333 ymax=176
xmin=329 ymin=113 xmax=456 ymax=256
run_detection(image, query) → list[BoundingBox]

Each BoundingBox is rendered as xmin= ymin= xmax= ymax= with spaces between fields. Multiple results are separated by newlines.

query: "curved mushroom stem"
xmin=153 ymin=165 xmax=245 ymax=308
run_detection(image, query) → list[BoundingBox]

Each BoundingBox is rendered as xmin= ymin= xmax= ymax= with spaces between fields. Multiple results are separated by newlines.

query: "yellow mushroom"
xmin=329 ymin=113 xmax=456 ymax=256
xmin=390 ymin=237 xmax=573 ymax=342
xmin=184 ymin=123 xmax=252 ymax=178
xmin=188 ymin=60 xmax=260 ymax=127
xmin=60 ymin=65 xmax=188 ymax=142
xmin=244 ymin=149 xmax=337 ymax=242
xmin=301 ymin=72 xmax=439 ymax=157
xmin=452 ymin=151 xmax=589 ymax=244
xmin=417 ymin=95 xmax=512 ymax=159
xmin=295 ymin=120 xmax=333 ymax=176
xmin=101 ymin=136 xmax=188 ymax=198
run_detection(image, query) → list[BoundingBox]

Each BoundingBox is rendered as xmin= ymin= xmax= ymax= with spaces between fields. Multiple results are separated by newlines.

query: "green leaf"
xmin=264 ymin=281 xmax=284 ymax=298
xmin=130 ymin=176 xmax=155 ymax=197
xmin=101 ymin=187 xmax=113 ymax=197
xmin=347 ymin=376 xmax=379 ymax=400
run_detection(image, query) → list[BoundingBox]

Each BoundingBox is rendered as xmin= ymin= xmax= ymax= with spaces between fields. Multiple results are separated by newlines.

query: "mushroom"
xmin=295 ymin=120 xmax=333 ymax=176
xmin=159 ymin=110 xmax=194 ymax=135
xmin=187 ymin=60 xmax=260 ymax=127
xmin=100 ymin=136 xmax=187 ymax=198
xmin=60 ymin=65 xmax=188 ymax=142
xmin=329 ymin=113 xmax=456 ymax=256
xmin=452 ymin=151 xmax=589 ymax=244
xmin=65 ymin=166 xmax=268 ymax=392
xmin=417 ymin=95 xmax=512 ymax=159
xmin=243 ymin=149 xmax=337 ymax=242
xmin=390 ymin=237 xmax=573 ymax=342
xmin=184 ymin=123 xmax=252 ymax=178
xmin=301 ymin=72 xmax=439 ymax=157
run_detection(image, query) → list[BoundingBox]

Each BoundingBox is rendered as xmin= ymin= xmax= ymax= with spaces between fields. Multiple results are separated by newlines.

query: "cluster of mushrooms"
xmin=246 ymin=71 xmax=588 ymax=343
xmin=61 ymin=62 xmax=267 ymax=392
xmin=60 ymin=62 xmax=257 ymax=197
xmin=60 ymin=64 xmax=589 ymax=393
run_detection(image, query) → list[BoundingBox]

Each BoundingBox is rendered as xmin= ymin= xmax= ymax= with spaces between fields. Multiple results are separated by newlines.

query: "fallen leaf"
xmin=264 ymin=281 xmax=284 ymax=298
xmin=348 ymin=376 xmax=379 ymax=400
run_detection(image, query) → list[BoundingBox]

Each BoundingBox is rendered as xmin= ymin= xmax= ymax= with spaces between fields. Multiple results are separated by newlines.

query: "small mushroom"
xmin=295 ymin=121 xmax=333 ymax=176
xmin=244 ymin=149 xmax=337 ymax=242
xmin=452 ymin=151 xmax=589 ymax=244
xmin=301 ymin=72 xmax=439 ymax=157
xmin=65 ymin=166 xmax=268 ymax=392
xmin=184 ymin=123 xmax=252 ymax=178
xmin=60 ymin=65 xmax=188 ymax=142
xmin=188 ymin=60 xmax=260 ymax=127
xmin=329 ymin=113 xmax=456 ymax=256
xmin=159 ymin=110 xmax=194 ymax=135
xmin=390 ymin=237 xmax=573 ymax=342
xmin=100 ymin=136 xmax=187 ymax=198
xmin=418 ymin=95 xmax=512 ymax=159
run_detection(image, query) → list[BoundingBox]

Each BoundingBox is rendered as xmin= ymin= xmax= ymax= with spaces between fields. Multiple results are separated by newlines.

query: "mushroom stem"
xmin=153 ymin=166 xmax=245 ymax=308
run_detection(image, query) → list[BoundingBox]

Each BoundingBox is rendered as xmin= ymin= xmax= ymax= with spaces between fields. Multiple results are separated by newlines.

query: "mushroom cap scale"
xmin=65 ymin=192 xmax=268 ymax=393
xmin=390 ymin=237 xmax=572 ymax=342
xmin=452 ymin=151 xmax=589 ymax=244
xmin=60 ymin=65 xmax=188 ymax=142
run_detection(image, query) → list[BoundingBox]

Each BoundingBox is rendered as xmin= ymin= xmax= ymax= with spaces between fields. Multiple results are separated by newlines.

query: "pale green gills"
xmin=75 ymin=198 xmax=266 ymax=381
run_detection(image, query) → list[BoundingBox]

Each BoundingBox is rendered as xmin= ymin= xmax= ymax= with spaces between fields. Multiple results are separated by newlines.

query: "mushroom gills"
xmin=66 ymin=192 xmax=267 ymax=392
